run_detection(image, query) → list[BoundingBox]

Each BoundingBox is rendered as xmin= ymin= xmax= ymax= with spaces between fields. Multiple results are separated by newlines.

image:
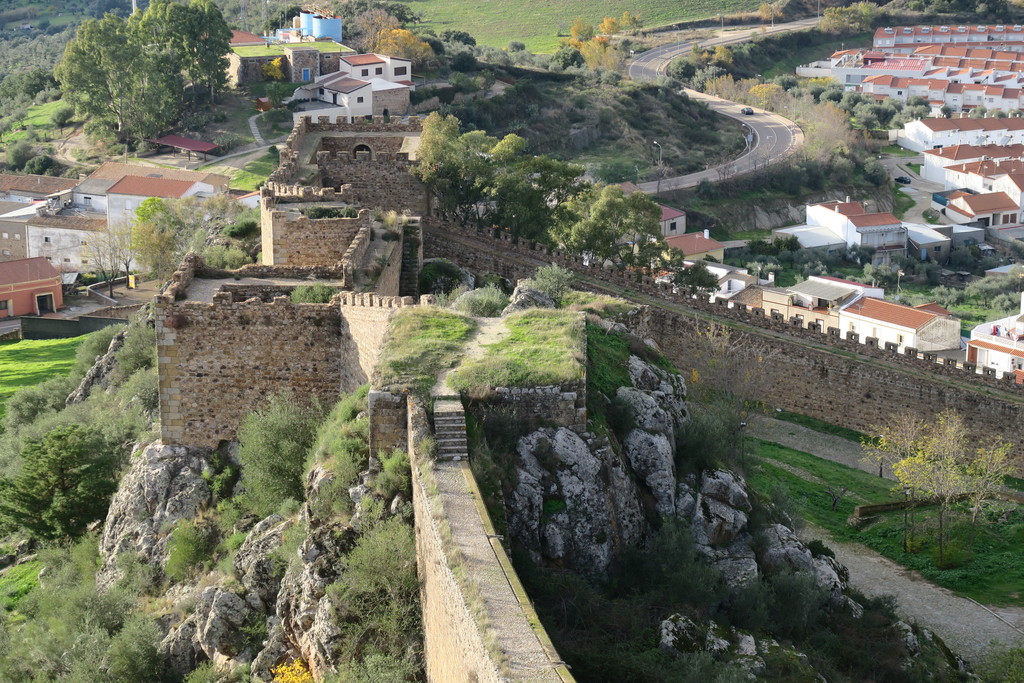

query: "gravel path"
xmin=747 ymin=415 xmax=1024 ymax=662
xmin=801 ymin=524 xmax=1024 ymax=664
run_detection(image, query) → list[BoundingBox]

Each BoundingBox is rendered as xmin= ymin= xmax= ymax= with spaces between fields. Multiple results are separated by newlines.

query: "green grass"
xmin=881 ymin=145 xmax=918 ymax=157
xmin=0 ymin=560 xmax=42 ymax=612
xmin=761 ymin=32 xmax=871 ymax=79
xmin=401 ymin=0 xmax=762 ymax=52
xmin=906 ymin=162 xmax=921 ymax=175
xmin=892 ymin=187 xmax=915 ymax=219
xmin=229 ymin=150 xmax=279 ymax=191
xmin=0 ymin=335 xmax=87 ymax=425
xmin=449 ymin=310 xmax=585 ymax=392
xmin=749 ymin=438 xmax=1024 ymax=606
xmin=562 ymin=291 xmax=635 ymax=319
xmin=773 ymin=410 xmax=869 ymax=443
xmin=374 ymin=306 xmax=476 ymax=396
xmin=0 ymin=99 xmax=69 ymax=144
xmin=231 ymin=41 xmax=352 ymax=57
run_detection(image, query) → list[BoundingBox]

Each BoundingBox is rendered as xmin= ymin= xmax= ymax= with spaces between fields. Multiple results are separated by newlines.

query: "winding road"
xmin=628 ymin=19 xmax=818 ymax=192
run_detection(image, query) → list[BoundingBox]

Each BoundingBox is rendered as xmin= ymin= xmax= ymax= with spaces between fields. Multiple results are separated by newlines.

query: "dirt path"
xmin=432 ymin=317 xmax=508 ymax=398
xmin=748 ymin=415 xmax=1024 ymax=661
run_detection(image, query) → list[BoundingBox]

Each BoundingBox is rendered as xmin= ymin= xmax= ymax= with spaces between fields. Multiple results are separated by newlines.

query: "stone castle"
xmin=152 ymin=114 xmax=1024 ymax=681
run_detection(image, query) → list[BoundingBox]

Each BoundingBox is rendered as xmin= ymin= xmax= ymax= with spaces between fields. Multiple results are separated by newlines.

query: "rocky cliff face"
xmin=510 ymin=352 xmax=849 ymax=599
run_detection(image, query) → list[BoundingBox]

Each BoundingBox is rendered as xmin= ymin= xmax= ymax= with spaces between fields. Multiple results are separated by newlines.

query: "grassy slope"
xmin=0 ymin=335 xmax=86 ymax=424
xmin=374 ymin=307 xmax=476 ymax=396
xmin=449 ymin=310 xmax=584 ymax=392
xmin=748 ymin=438 xmax=1024 ymax=606
xmin=399 ymin=0 xmax=761 ymax=52
xmin=0 ymin=99 xmax=69 ymax=144
xmin=231 ymin=150 xmax=279 ymax=191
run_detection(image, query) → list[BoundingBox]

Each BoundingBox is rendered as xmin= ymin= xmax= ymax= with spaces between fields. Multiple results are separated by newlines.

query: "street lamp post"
xmin=903 ymin=487 xmax=911 ymax=551
xmin=653 ymin=140 xmax=663 ymax=194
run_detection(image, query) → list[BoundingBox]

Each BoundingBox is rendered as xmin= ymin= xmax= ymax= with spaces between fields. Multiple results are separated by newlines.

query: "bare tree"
xmin=83 ymin=221 xmax=135 ymax=297
xmin=862 ymin=411 xmax=925 ymax=479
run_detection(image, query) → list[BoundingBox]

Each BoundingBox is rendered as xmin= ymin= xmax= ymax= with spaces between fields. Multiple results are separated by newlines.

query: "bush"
xmin=419 ymin=258 xmax=464 ymax=294
xmin=203 ymin=245 xmax=252 ymax=270
xmin=1 ymin=374 xmax=78 ymax=433
xmin=237 ymin=392 xmax=325 ymax=517
xmin=290 ymin=283 xmax=337 ymax=304
xmin=304 ymin=205 xmax=358 ymax=219
xmin=164 ymin=519 xmax=215 ymax=582
xmin=107 ymin=613 xmax=164 ymax=682
xmin=5 ymin=140 xmax=33 ymax=170
xmin=452 ymin=285 xmax=509 ymax=317
xmin=374 ymin=448 xmax=411 ymax=501
xmin=222 ymin=219 xmax=258 ymax=238
xmin=23 ymin=154 xmax=56 ymax=175
xmin=528 ymin=264 xmax=574 ymax=305
xmin=110 ymin=320 xmax=156 ymax=385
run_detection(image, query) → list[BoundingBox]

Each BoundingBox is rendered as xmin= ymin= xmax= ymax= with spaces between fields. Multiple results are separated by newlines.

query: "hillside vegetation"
xmin=0 ymin=335 xmax=89 ymax=427
xmin=396 ymin=0 xmax=762 ymax=51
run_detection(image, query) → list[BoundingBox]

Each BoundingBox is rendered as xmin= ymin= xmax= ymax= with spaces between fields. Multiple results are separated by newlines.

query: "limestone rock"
xmin=616 ymin=388 xmax=675 ymax=438
xmin=274 ymin=521 xmax=357 ymax=679
xmin=659 ymin=614 xmax=729 ymax=657
xmin=756 ymin=524 xmax=849 ymax=596
xmin=699 ymin=533 xmax=759 ymax=586
xmin=194 ymin=586 xmax=254 ymax=663
xmin=692 ymin=494 xmax=748 ymax=547
xmin=250 ymin=619 xmax=292 ymax=681
xmin=159 ymin=614 xmax=206 ymax=677
xmin=701 ymin=469 xmax=752 ymax=512
xmin=501 ymin=280 xmax=555 ymax=316
xmin=674 ymin=482 xmax=697 ymax=519
xmin=65 ymin=327 xmax=126 ymax=405
xmin=98 ymin=441 xmax=212 ymax=587
xmin=234 ymin=514 xmax=293 ymax=612
xmin=622 ymin=429 xmax=676 ymax=517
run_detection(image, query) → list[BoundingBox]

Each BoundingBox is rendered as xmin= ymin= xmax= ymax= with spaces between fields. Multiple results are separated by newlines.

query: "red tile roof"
xmin=915 ymin=302 xmax=953 ymax=316
xmin=844 ymin=297 xmax=942 ymax=330
xmin=659 ymin=205 xmax=686 ymax=222
xmin=969 ymin=337 xmax=1024 ymax=359
xmin=0 ymin=174 xmax=78 ymax=195
xmin=848 ymin=212 xmax=901 ymax=227
xmin=107 ymin=176 xmax=196 ymax=198
xmin=665 ymin=232 xmax=724 ymax=256
xmin=0 ymin=256 xmax=59 ymax=286
xmin=230 ymin=30 xmax=264 ymax=45
xmin=953 ymin=191 xmax=1019 ymax=214
xmin=343 ymin=54 xmax=386 ymax=66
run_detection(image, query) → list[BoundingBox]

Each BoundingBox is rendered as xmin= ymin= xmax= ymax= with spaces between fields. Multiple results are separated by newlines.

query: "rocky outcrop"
xmin=194 ymin=586 xmax=255 ymax=665
xmin=501 ymin=280 xmax=555 ymax=316
xmin=756 ymin=524 xmax=849 ymax=599
xmin=66 ymin=327 xmax=126 ymax=405
xmin=252 ymin=521 xmax=357 ymax=680
xmin=97 ymin=441 xmax=212 ymax=587
xmin=234 ymin=514 xmax=293 ymax=612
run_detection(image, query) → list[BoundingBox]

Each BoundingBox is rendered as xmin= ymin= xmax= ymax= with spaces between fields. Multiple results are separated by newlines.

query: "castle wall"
xmin=260 ymin=205 xmax=371 ymax=267
xmin=423 ymin=222 xmax=1024 ymax=462
xmin=373 ymin=87 xmax=412 ymax=116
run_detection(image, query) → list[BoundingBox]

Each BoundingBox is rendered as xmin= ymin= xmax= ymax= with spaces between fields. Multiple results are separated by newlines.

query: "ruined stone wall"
xmin=373 ymin=87 xmax=411 ymax=116
xmin=319 ymin=136 xmax=407 ymax=157
xmin=260 ymin=204 xmax=371 ymax=267
xmin=337 ymin=292 xmax=412 ymax=390
xmin=423 ymin=222 xmax=1024 ymax=461
xmin=373 ymin=237 xmax=404 ymax=297
xmin=318 ymin=154 xmax=428 ymax=214
xmin=227 ymin=53 xmax=281 ymax=86
xmin=471 ymin=381 xmax=587 ymax=434
xmin=285 ymin=48 xmax=318 ymax=81
xmin=155 ymin=293 xmax=344 ymax=448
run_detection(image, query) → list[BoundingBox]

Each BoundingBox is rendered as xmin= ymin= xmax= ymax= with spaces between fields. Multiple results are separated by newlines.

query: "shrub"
xmin=528 ymin=264 xmax=574 ymax=305
xmin=304 ymin=205 xmax=358 ymax=219
xmin=374 ymin=448 xmax=411 ymax=501
xmin=203 ymin=245 xmax=252 ymax=270
xmin=165 ymin=519 xmax=215 ymax=582
xmin=107 ymin=613 xmax=164 ymax=682
xmin=23 ymin=154 xmax=56 ymax=175
xmin=237 ymin=392 xmax=325 ymax=517
xmin=419 ymin=259 xmax=463 ymax=294
xmin=222 ymin=219 xmax=259 ymax=238
xmin=5 ymin=140 xmax=33 ymax=170
xmin=452 ymin=285 xmax=509 ymax=317
xmin=1 ymin=374 xmax=78 ymax=433
xmin=110 ymin=320 xmax=156 ymax=385
xmin=290 ymin=283 xmax=337 ymax=304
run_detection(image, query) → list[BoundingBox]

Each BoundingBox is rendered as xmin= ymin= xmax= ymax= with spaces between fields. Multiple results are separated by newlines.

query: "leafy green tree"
xmin=0 ymin=425 xmax=114 ymax=539
xmin=132 ymin=198 xmax=181 ymax=280
xmin=553 ymin=185 xmax=663 ymax=266
xmin=674 ymin=260 xmax=720 ymax=295
xmin=551 ymin=44 xmax=584 ymax=69
xmin=50 ymin=103 xmax=74 ymax=132
xmin=138 ymin=0 xmax=232 ymax=102
xmin=54 ymin=13 xmax=183 ymax=142
xmin=5 ymin=141 xmax=33 ymax=170
xmin=237 ymin=393 xmax=325 ymax=517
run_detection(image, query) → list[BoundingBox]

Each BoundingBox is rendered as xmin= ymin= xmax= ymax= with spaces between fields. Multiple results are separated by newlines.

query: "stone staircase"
xmin=433 ymin=399 xmax=468 ymax=461
xmin=398 ymin=222 xmax=421 ymax=298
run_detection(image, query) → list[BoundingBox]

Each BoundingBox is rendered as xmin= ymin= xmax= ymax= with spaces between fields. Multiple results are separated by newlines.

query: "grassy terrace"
xmin=0 ymin=335 xmax=86 ymax=426
xmin=749 ymin=438 xmax=1024 ymax=606
xmin=374 ymin=307 xmax=476 ymax=397
xmin=231 ymin=41 xmax=353 ymax=57
xmin=449 ymin=310 xmax=585 ymax=392
xmin=405 ymin=0 xmax=761 ymax=52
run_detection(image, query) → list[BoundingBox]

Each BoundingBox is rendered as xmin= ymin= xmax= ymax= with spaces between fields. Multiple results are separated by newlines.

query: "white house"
xmin=24 ymin=210 xmax=107 ymax=274
xmin=874 ymin=24 xmax=1024 ymax=52
xmin=922 ymin=143 xmax=1024 ymax=182
xmin=0 ymin=174 xmax=77 ymax=204
xmin=806 ymin=201 xmax=908 ymax=263
xmin=899 ymin=117 xmax=1024 ymax=152
xmin=967 ymin=293 xmax=1024 ymax=378
xmin=659 ymin=205 xmax=686 ymax=237
xmin=292 ymin=53 xmax=413 ymax=121
xmin=105 ymin=176 xmax=211 ymax=224
xmin=840 ymin=296 xmax=961 ymax=351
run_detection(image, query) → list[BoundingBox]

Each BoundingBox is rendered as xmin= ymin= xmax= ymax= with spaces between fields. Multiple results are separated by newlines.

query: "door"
xmin=35 ymin=293 xmax=53 ymax=314
xmin=302 ymin=68 xmax=311 ymax=81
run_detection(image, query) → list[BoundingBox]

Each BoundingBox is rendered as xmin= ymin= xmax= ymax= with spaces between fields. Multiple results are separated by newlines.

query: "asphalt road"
xmin=628 ymin=18 xmax=818 ymax=192
xmin=0 ymin=318 xmax=20 ymax=336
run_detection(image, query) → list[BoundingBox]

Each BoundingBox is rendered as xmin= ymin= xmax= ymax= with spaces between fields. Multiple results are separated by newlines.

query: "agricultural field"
xmin=0 ymin=335 xmax=86 ymax=425
xmin=0 ymin=98 xmax=71 ymax=144
xmin=397 ymin=0 xmax=762 ymax=52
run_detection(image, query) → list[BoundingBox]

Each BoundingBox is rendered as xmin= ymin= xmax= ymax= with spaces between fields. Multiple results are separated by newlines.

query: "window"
xmin=0 ymin=300 xmax=7 ymax=311
xmin=1 ymin=232 xmax=6 ymax=238
xmin=319 ymin=88 xmax=325 ymax=95
xmin=63 ymin=258 xmax=70 ymax=263
xmin=934 ymin=245 xmax=941 ymax=252
xmin=80 ymin=240 xmax=87 ymax=246
xmin=45 ymin=256 xmax=52 ymax=261
xmin=361 ymin=68 xmax=368 ymax=76
xmin=669 ymin=221 xmax=677 ymax=231
xmin=44 ymin=236 xmax=51 ymax=243
xmin=897 ymin=334 xmax=905 ymax=344
xmin=375 ymin=67 xmax=383 ymax=75
xmin=81 ymin=258 xmax=88 ymax=265
xmin=14 ymin=234 xmax=19 ymax=240
xmin=1 ymin=250 xmax=9 ymax=256
xmin=83 ymin=196 xmax=91 ymax=206
xmin=357 ymin=96 xmax=364 ymax=103
xmin=394 ymin=66 xmax=407 ymax=75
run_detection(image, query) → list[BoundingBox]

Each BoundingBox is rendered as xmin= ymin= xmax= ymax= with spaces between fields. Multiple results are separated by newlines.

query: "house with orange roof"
xmin=664 ymin=230 xmax=724 ymax=261
xmin=945 ymin=190 xmax=1020 ymax=227
xmin=840 ymin=295 xmax=961 ymax=351
xmin=899 ymin=117 xmax=1024 ymax=152
xmin=291 ymin=53 xmax=413 ymax=120
xmin=106 ymin=176 xmax=210 ymax=224
xmin=0 ymin=257 xmax=62 ymax=317
xmin=922 ymin=143 xmax=1024 ymax=182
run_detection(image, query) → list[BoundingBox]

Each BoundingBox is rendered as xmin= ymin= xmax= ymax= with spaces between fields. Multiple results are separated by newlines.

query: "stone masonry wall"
xmin=260 ymin=203 xmax=371 ymax=267
xmin=471 ymin=381 xmax=587 ymax=434
xmin=423 ymin=222 xmax=1024 ymax=461
xmin=155 ymin=293 xmax=344 ymax=448
xmin=373 ymin=87 xmax=411 ymax=116
xmin=318 ymin=154 xmax=428 ymax=215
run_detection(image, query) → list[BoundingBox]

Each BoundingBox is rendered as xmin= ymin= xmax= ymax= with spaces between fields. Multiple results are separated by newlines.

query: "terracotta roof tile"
xmin=107 ymin=176 xmax=196 ymax=198
xmin=848 ymin=212 xmax=901 ymax=227
xmin=969 ymin=338 xmax=1024 ymax=359
xmin=343 ymin=54 xmax=386 ymax=66
xmin=844 ymin=297 xmax=942 ymax=330
xmin=0 ymin=256 xmax=59 ymax=285
xmin=665 ymin=232 xmax=725 ymax=256
xmin=659 ymin=205 xmax=686 ymax=221
xmin=86 ymin=162 xmax=228 ymax=189
xmin=0 ymin=174 xmax=78 ymax=195
xmin=915 ymin=302 xmax=953 ymax=315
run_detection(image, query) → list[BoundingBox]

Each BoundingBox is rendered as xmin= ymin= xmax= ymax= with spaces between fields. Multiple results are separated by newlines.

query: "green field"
xmin=749 ymin=438 xmax=1024 ymax=606
xmin=398 ymin=0 xmax=762 ymax=52
xmin=0 ymin=99 xmax=70 ymax=144
xmin=0 ymin=335 xmax=86 ymax=425
xmin=230 ymin=150 xmax=279 ymax=191
xmin=232 ymin=41 xmax=353 ymax=57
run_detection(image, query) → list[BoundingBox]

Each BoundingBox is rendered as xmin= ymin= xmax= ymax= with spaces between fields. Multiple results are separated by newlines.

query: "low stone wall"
xmin=407 ymin=398 xmax=572 ymax=682
xmin=260 ymin=206 xmax=371 ymax=267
